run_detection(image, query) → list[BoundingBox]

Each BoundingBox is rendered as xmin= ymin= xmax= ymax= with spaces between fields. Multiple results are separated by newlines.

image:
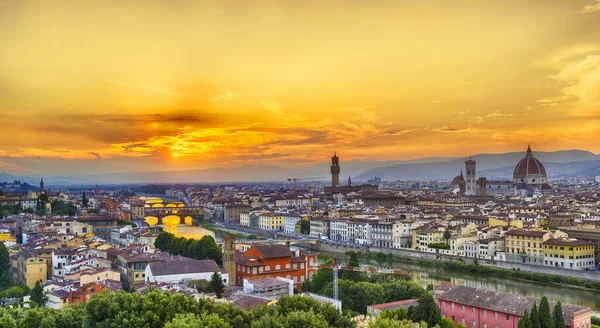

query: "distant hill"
xmin=1 ymin=149 xmax=598 ymax=185
xmin=0 ymin=179 xmax=38 ymax=192
xmin=356 ymin=150 xmax=600 ymax=181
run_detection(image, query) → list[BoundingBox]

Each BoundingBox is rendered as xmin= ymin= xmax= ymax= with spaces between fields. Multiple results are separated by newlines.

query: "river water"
xmin=159 ymin=224 xmax=600 ymax=313
xmin=321 ymin=250 xmax=600 ymax=313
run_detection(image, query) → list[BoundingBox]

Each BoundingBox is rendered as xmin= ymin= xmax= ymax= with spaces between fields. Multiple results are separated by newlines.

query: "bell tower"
xmin=331 ymin=152 xmax=340 ymax=187
xmin=465 ymin=156 xmax=476 ymax=196
xmin=223 ymin=235 xmax=237 ymax=286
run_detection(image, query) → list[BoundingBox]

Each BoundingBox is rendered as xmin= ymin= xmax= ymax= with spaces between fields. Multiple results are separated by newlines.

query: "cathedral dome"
xmin=513 ymin=145 xmax=547 ymax=184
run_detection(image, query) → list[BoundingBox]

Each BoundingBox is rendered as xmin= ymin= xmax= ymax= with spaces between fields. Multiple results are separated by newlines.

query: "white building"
xmin=392 ymin=220 xmax=417 ymax=249
xmin=283 ymin=214 xmax=302 ymax=235
xmin=309 ymin=217 xmax=329 ymax=239
xmin=370 ymin=222 xmax=394 ymax=248
xmin=145 ymin=258 xmax=228 ymax=284
xmin=329 ymin=219 xmax=350 ymax=242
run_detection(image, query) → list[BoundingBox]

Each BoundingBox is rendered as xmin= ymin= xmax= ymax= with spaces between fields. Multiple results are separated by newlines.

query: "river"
xmin=158 ymin=224 xmax=600 ymax=313
xmin=320 ymin=250 xmax=600 ymax=313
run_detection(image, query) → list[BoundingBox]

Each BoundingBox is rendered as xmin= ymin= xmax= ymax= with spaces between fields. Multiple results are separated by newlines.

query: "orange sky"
xmin=1 ymin=1 xmax=600 ymax=174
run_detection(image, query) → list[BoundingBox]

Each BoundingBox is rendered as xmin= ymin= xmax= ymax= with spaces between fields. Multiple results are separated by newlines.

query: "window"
xmin=506 ymin=314 xmax=510 ymax=320
xmin=472 ymin=307 xmax=475 ymax=313
xmin=265 ymin=266 xmax=270 ymax=271
xmin=275 ymin=265 xmax=281 ymax=270
xmin=286 ymin=264 xmax=291 ymax=269
xmin=483 ymin=309 xmax=486 ymax=315
xmin=494 ymin=312 xmax=497 ymax=318
xmin=484 ymin=324 xmax=487 ymax=328
xmin=473 ymin=321 xmax=476 ymax=328
xmin=462 ymin=305 xmax=465 ymax=311
xmin=452 ymin=303 xmax=455 ymax=309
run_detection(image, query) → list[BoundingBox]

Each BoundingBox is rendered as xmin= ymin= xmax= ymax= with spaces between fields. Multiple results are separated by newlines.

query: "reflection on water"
xmin=406 ymin=265 xmax=600 ymax=312
xmin=159 ymin=224 xmax=216 ymax=240
xmin=322 ymin=251 xmax=600 ymax=312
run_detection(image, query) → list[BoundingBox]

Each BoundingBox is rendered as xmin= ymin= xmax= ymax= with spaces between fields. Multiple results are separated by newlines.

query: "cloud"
xmin=583 ymin=0 xmax=600 ymax=12
xmin=0 ymin=160 xmax=23 ymax=171
xmin=429 ymin=125 xmax=487 ymax=133
xmin=105 ymin=80 xmax=183 ymax=96
xmin=453 ymin=109 xmax=471 ymax=115
xmin=214 ymin=90 xmax=242 ymax=102
xmin=486 ymin=110 xmax=528 ymax=117
xmin=545 ymin=55 xmax=600 ymax=114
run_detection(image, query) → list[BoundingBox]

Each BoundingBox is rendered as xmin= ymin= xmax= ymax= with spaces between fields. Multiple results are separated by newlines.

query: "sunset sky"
xmin=1 ymin=0 xmax=600 ymax=175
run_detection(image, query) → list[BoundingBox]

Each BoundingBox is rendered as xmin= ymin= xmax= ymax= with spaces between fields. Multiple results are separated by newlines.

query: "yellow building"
xmin=259 ymin=213 xmax=284 ymax=231
xmin=412 ymin=228 xmax=445 ymax=250
xmin=0 ymin=225 xmax=16 ymax=244
xmin=488 ymin=218 xmax=524 ymax=228
xmin=505 ymin=229 xmax=550 ymax=264
xmin=80 ymin=268 xmax=121 ymax=285
xmin=543 ymin=239 xmax=595 ymax=270
xmin=19 ymin=252 xmax=48 ymax=288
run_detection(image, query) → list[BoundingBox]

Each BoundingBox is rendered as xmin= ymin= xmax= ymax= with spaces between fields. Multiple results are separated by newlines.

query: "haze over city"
xmin=1 ymin=1 xmax=600 ymax=176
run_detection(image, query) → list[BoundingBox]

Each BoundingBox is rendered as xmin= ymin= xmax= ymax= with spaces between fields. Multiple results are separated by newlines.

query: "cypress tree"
xmin=207 ymin=271 xmax=225 ymax=298
xmin=530 ymin=302 xmax=541 ymax=328
xmin=519 ymin=310 xmax=533 ymax=328
xmin=552 ymin=301 xmax=565 ymax=328
xmin=539 ymin=296 xmax=553 ymax=328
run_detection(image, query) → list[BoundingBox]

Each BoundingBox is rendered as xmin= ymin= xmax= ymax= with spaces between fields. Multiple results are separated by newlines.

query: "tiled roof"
xmin=149 ymin=259 xmax=223 ymax=276
xmin=231 ymin=294 xmax=271 ymax=310
xmin=252 ymin=244 xmax=292 ymax=259
xmin=505 ymin=229 xmax=547 ymax=237
xmin=435 ymin=284 xmax=590 ymax=323
xmin=368 ymin=299 xmax=419 ymax=311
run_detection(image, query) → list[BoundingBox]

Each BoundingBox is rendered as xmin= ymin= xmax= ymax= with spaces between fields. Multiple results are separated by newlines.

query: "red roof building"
xmin=235 ymin=244 xmax=318 ymax=290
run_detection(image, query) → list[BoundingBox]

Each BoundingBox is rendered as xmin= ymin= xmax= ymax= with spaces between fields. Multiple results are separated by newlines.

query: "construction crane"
xmin=315 ymin=258 xmax=411 ymax=300
xmin=287 ymin=177 xmax=324 ymax=193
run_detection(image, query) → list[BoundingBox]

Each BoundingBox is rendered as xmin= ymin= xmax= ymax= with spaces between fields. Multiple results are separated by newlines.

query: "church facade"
xmin=451 ymin=146 xmax=552 ymax=196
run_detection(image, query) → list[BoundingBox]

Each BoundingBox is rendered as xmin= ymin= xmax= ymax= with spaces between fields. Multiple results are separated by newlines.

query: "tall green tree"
xmin=407 ymin=293 xmax=441 ymax=328
xmin=530 ymin=302 xmax=541 ymax=328
xmin=165 ymin=313 xmax=230 ymax=328
xmin=30 ymin=281 xmax=48 ymax=307
xmin=519 ymin=309 xmax=533 ymax=328
xmin=207 ymin=271 xmax=225 ymax=298
xmin=539 ymin=296 xmax=553 ymax=328
xmin=0 ymin=242 xmax=10 ymax=273
xmin=342 ymin=252 xmax=361 ymax=281
xmin=443 ymin=230 xmax=451 ymax=244
xmin=82 ymin=191 xmax=89 ymax=208
xmin=552 ymin=301 xmax=565 ymax=328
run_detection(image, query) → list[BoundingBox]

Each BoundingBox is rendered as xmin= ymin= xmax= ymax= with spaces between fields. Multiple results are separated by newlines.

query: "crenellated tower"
xmin=331 ymin=152 xmax=340 ymax=187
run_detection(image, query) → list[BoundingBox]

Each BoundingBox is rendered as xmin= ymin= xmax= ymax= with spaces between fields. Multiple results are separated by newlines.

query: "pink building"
xmin=434 ymin=283 xmax=592 ymax=328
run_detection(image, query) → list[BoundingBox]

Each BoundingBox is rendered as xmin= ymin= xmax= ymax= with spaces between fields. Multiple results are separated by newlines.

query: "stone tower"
xmin=465 ymin=157 xmax=476 ymax=196
xmin=39 ymin=178 xmax=45 ymax=193
xmin=223 ymin=235 xmax=237 ymax=286
xmin=331 ymin=152 xmax=340 ymax=187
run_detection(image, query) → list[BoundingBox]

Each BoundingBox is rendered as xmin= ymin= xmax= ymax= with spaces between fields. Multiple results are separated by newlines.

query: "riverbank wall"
xmin=314 ymin=242 xmax=600 ymax=282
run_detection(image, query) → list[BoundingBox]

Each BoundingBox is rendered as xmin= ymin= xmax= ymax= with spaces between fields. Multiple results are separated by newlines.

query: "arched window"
xmin=285 ymin=264 xmax=291 ymax=269
xmin=275 ymin=265 xmax=281 ymax=270
xmin=265 ymin=266 xmax=270 ymax=271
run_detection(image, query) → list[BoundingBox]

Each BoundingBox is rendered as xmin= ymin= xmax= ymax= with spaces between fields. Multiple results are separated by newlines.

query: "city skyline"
xmin=1 ymin=0 xmax=600 ymax=175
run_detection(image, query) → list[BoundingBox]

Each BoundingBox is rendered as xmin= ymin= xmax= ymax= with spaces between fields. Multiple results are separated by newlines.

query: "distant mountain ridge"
xmin=0 ymin=149 xmax=598 ymax=185
xmin=356 ymin=149 xmax=599 ymax=181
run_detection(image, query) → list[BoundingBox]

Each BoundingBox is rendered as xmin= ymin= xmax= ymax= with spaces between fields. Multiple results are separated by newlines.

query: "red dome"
xmin=513 ymin=145 xmax=547 ymax=180
xmin=451 ymin=171 xmax=466 ymax=185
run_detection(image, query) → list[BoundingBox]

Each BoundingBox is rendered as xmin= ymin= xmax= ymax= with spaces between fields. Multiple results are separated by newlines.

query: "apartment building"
xmin=543 ymin=239 xmax=595 ymax=270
